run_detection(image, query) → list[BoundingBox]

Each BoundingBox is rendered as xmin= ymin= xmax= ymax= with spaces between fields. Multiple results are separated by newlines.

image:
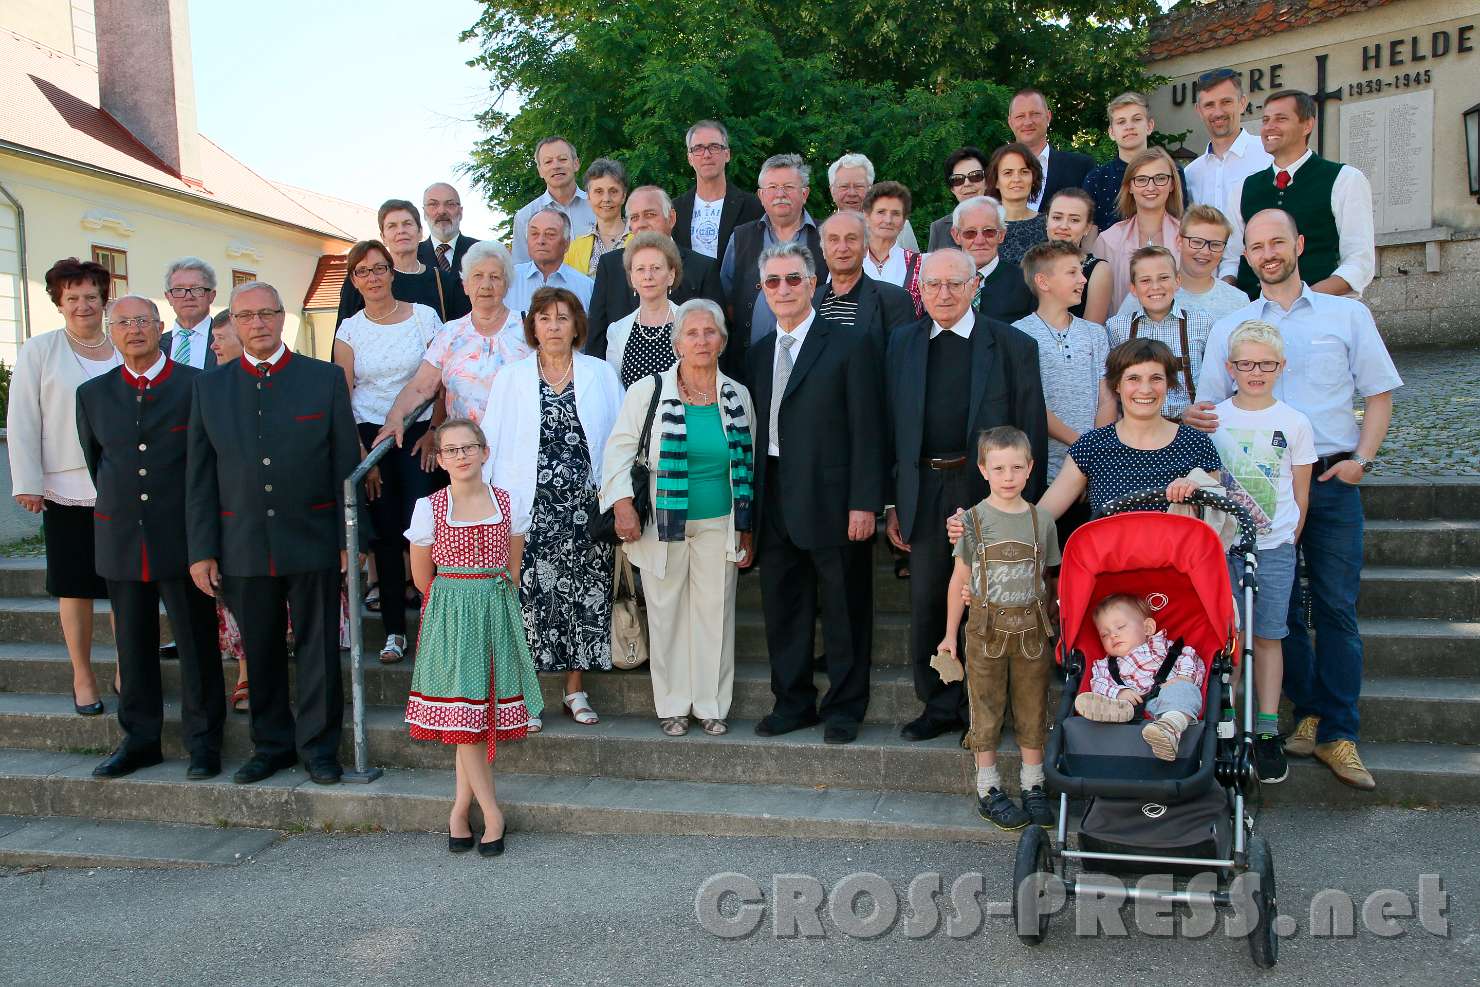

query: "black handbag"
xmin=587 ymin=374 xmax=663 ymax=546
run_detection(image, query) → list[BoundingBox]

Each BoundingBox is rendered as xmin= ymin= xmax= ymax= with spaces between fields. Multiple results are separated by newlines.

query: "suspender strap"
xmin=1129 ymin=313 xmax=1196 ymax=402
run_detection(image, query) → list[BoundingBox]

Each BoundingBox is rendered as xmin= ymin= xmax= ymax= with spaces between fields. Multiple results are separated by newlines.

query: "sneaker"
xmin=977 ymin=787 xmax=1031 ymax=831
xmin=1253 ymin=734 xmax=1289 ymax=784
xmin=1314 ymin=739 xmax=1376 ymax=791
xmin=1074 ymin=691 xmax=1135 ymax=723
xmin=1142 ymin=715 xmax=1185 ymax=762
xmin=1284 ymin=715 xmax=1319 ymax=757
xmin=1021 ymin=785 xmax=1055 ymax=827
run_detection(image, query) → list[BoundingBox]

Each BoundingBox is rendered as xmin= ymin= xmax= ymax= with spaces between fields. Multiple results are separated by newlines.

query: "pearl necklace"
xmin=65 ymin=327 xmax=112 ymax=350
xmin=364 ymin=300 xmax=404 ymax=324
xmin=539 ymin=354 xmax=573 ymax=390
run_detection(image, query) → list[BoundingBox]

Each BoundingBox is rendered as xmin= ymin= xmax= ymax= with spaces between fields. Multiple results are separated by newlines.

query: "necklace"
xmin=634 ymin=318 xmax=671 ymax=342
xmin=364 ymin=300 xmax=404 ymax=324
xmin=678 ymin=368 xmax=714 ymax=405
xmin=65 ymin=327 xmax=112 ymax=350
xmin=539 ymin=354 xmax=573 ymax=390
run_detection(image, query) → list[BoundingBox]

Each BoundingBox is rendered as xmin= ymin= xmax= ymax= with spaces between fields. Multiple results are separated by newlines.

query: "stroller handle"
xmin=1097 ymin=487 xmax=1258 ymax=558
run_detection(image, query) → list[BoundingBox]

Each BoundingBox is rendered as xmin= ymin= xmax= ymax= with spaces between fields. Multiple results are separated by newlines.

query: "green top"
xmin=684 ymin=403 xmax=732 ymax=521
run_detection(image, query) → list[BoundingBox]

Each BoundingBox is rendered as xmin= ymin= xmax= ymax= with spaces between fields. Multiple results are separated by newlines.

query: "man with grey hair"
xmin=720 ymin=153 xmax=826 ymax=374
xmin=813 ymin=210 xmax=915 ymax=347
xmin=163 ymin=257 xmax=218 ymax=369
xmin=507 ymin=205 xmax=594 ymax=316
xmin=418 ymin=182 xmax=481 ymax=278
xmin=511 ymin=136 xmax=598 ymax=264
xmin=951 ymin=195 xmax=1034 ymax=324
xmin=673 ymin=119 xmax=764 ymax=260
xmin=829 ymin=153 xmax=918 ymax=251
xmin=586 ymin=185 xmax=725 ymax=359
xmin=746 ymin=240 xmax=883 ymax=746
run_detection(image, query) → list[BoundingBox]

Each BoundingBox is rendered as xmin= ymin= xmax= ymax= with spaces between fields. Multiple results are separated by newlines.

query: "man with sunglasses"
xmin=950 ymin=195 xmax=1034 ymax=325
xmin=1183 ymin=68 xmax=1272 ymax=282
xmin=1007 ymin=88 xmax=1094 ymax=215
xmin=162 ymin=257 xmax=219 ymax=370
xmin=672 ymin=120 xmax=764 ymax=261
xmin=883 ymin=249 xmax=1047 ymax=741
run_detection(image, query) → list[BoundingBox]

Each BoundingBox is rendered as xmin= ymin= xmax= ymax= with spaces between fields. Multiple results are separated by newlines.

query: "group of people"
xmin=5 ymin=67 xmax=1400 ymax=850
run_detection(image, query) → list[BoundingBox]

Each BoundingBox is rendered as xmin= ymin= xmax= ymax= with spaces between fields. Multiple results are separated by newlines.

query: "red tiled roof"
xmin=1148 ymin=0 xmax=1398 ymax=61
xmin=303 ymin=255 xmax=348 ymax=310
xmin=0 ymin=30 xmax=367 ymax=241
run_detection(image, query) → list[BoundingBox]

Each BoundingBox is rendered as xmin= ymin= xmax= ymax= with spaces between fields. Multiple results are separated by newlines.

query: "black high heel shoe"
xmin=448 ymin=832 xmax=476 ymax=854
xmin=72 ymin=690 xmax=104 ymax=717
xmin=477 ymin=829 xmax=506 ymax=857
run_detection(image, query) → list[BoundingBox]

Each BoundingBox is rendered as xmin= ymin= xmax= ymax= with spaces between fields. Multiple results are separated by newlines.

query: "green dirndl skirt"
xmin=405 ymin=565 xmax=544 ymax=762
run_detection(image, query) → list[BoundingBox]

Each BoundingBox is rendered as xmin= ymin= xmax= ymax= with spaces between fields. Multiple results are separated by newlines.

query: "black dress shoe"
xmin=72 ymin=690 xmax=104 ymax=717
xmin=92 ymin=745 xmax=163 ymax=778
xmin=232 ymin=751 xmax=296 ymax=785
xmin=477 ymin=832 xmax=506 ymax=857
xmin=754 ymin=712 xmax=821 ymax=737
xmin=823 ymin=722 xmax=859 ymax=745
xmin=307 ymin=759 xmax=343 ymax=785
xmin=158 ymin=642 xmax=179 ymax=659
xmin=900 ymin=715 xmax=963 ymax=742
xmin=448 ymin=833 xmax=476 ymax=854
xmin=187 ymin=753 xmax=222 ymax=780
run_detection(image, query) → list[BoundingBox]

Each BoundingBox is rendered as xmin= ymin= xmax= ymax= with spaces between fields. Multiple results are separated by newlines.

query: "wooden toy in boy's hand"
xmin=930 ymin=648 xmax=965 ymax=684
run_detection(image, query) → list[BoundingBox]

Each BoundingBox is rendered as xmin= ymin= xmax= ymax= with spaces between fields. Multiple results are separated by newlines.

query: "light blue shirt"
xmin=1013 ymin=312 xmax=1109 ymax=479
xmin=720 ymin=212 xmax=819 ymax=341
xmin=511 ymin=189 xmax=598 ymax=265
xmin=506 ymin=261 xmax=594 ymax=320
xmin=1198 ymin=284 xmax=1402 ymax=456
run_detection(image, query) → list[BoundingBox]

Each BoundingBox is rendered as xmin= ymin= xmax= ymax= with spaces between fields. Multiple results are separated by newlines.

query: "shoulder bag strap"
xmin=433 ymin=267 xmax=447 ymax=322
xmin=1177 ymin=313 xmax=1196 ymax=402
xmin=636 ymin=372 xmax=663 ymax=465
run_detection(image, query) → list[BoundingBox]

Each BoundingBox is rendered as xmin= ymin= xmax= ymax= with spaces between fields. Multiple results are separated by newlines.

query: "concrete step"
xmin=1362 ymin=619 xmax=1480 ymax=678
xmin=1363 ymin=520 xmax=1480 ymax=567
xmin=0 ymin=813 xmax=278 ymax=868
xmin=0 ymin=749 xmax=1014 ymax=844
xmin=1359 ymin=478 xmax=1480 ymax=521
xmin=1356 ymin=567 xmax=1480 ymax=620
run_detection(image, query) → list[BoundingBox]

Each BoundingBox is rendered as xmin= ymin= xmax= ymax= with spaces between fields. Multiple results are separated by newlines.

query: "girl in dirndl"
xmin=404 ymin=418 xmax=543 ymax=857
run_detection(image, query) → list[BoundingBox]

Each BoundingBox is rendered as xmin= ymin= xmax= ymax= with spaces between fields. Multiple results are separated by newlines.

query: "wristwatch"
xmin=1351 ymin=454 xmax=1374 ymax=473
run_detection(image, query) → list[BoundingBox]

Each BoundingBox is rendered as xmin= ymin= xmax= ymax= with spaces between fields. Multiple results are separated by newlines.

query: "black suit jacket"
xmin=77 ymin=359 xmax=201 ymax=582
xmin=746 ymin=314 xmax=884 ymax=553
xmin=1041 ymin=146 xmax=1097 ymax=205
xmin=885 ymin=315 xmax=1049 ymax=542
xmin=162 ymin=327 xmax=218 ymax=370
xmin=977 ymin=259 xmax=1035 ymax=326
xmin=187 ymin=353 xmax=359 ymax=577
xmin=812 ymin=276 xmax=916 ymax=349
xmin=672 ymin=184 xmax=765 ymax=260
xmin=417 ymin=233 xmax=480 ymax=273
xmin=584 ymin=244 xmax=725 ymax=359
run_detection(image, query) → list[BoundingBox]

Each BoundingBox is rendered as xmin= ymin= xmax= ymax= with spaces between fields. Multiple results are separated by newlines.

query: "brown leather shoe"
xmin=1314 ymin=740 xmax=1376 ymax=791
xmin=1284 ymin=715 xmax=1319 ymax=757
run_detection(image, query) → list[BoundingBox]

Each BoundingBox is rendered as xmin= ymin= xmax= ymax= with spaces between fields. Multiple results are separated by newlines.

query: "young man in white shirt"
xmin=1183 ymin=67 xmax=1273 ymax=281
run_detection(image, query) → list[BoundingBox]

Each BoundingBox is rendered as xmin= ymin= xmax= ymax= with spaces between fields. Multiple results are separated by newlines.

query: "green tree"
xmin=462 ymin=0 xmax=1162 ymax=240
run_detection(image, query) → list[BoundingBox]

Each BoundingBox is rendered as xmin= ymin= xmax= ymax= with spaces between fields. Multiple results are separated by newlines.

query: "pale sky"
xmin=188 ymin=0 xmax=507 ymax=237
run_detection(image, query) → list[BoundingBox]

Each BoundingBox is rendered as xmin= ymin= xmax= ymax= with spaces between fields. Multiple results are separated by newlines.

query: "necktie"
xmin=1275 ymin=169 xmax=1291 ymax=190
xmin=174 ymin=329 xmax=191 ymax=365
xmin=972 ymin=282 xmax=983 ymax=312
xmin=436 ymin=243 xmax=451 ymax=271
xmin=256 ymin=361 xmax=272 ymax=378
xmin=770 ymin=333 xmax=798 ymax=452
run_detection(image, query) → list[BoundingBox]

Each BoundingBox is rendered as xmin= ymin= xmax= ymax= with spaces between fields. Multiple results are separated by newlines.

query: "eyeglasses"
xmin=760 ymin=273 xmax=810 ymax=290
xmin=231 ymin=308 xmax=283 ymax=323
xmin=1230 ymin=359 xmax=1281 ymax=372
xmin=947 ymin=169 xmax=987 ymax=188
xmin=437 ymin=443 xmax=484 ymax=459
xmin=1182 ymin=235 xmax=1227 ymax=252
xmin=353 ymin=263 xmax=391 ymax=279
xmin=1130 ymin=173 xmax=1174 ymax=189
xmin=166 ymin=286 xmax=212 ymax=299
xmin=108 ymin=316 xmax=157 ymax=329
xmin=688 ymin=143 xmax=728 ymax=156
xmin=759 ymin=183 xmax=801 ymax=195
xmin=956 ymin=226 xmax=1002 ymax=242
xmin=921 ymin=277 xmax=975 ymax=293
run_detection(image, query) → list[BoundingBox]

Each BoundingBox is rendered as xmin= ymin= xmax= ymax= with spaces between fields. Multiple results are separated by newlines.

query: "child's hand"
xmin=945 ymin=508 xmax=965 ymax=545
xmin=935 ymin=639 xmax=956 ymax=660
xmin=961 ymin=580 xmax=972 ymax=607
xmin=1117 ymin=687 xmax=1143 ymax=704
xmin=1165 ymin=478 xmax=1199 ymax=503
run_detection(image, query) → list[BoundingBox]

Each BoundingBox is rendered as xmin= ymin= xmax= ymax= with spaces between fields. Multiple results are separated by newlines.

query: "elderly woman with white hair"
xmin=600 ymin=297 xmax=756 ymax=737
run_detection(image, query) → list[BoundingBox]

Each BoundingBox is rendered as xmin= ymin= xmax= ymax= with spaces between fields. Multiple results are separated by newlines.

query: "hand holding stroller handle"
xmin=1096 ymin=488 xmax=1258 ymax=558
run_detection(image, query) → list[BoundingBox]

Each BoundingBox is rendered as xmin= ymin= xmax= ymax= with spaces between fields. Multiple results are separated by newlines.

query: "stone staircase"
xmin=1 ymin=477 xmax=1477 ymax=843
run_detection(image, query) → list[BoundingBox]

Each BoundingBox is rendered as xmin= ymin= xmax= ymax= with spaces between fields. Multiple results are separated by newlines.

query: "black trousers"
xmin=358 ymin=419 xmax=437 ymax=636
xmin=907 ymin=466 xmax=976 ymax=726
xmin=108 ymin=577 xmax=225 ymax=757
xmin=758 ymin=458 xmax=873 ymax=726
xmin=222 ymin=569 xmax=343 ymax=763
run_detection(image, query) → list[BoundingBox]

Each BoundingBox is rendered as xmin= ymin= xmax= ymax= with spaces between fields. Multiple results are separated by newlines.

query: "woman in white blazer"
xmin=483 ymin=286 xmax=622 ymax=730
xmin=600 ymin=299 xmax=755 ymax=737
xmin=8 ymin=258 xmax=121 ymax=715
xmin=605 ymin=231 xmax=682 ymax=390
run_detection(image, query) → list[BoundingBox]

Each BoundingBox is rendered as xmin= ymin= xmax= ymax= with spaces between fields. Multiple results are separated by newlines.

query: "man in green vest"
xmin=1227 ymin=90 xmax=1375 ymax=299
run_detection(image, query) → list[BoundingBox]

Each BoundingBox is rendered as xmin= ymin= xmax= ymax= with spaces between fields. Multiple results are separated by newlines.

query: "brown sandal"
xmin=660 ymin=716 xmax=690 ymax=736
xmin=700 ymin=718 xmax=728 ymax=736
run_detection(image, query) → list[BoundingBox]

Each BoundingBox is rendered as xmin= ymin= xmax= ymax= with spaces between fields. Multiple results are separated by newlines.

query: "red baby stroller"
xmin=1014 ymin=488 xmax=1279 ymax=968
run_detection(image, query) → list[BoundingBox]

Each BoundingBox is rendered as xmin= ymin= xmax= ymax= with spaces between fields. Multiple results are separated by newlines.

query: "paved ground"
xmin=1371 ymin=350 xmax=1480 ymax=476
xmin=1 ymin=804 xmax=1472 ymax=985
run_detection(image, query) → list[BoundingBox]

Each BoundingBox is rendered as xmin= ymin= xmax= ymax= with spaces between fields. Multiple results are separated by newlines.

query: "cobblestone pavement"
xmin=1372 ymin=350 xmax=1480 ymax=477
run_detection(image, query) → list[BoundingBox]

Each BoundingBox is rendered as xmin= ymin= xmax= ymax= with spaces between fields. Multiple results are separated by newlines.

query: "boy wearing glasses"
xmin=1105 ymin=245 xmax=1213 ymax=421
xmin=1112 ymin=205 xmax=1250 ymax=323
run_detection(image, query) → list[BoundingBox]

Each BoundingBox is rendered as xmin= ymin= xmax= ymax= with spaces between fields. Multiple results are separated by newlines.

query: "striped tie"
xmin=769 ymin=333 xmax=798 ymax=451
xmin=174 ymin=329 xmax=191 ymax=365
xmin=436 ymin=243 xmax=452 ymax=271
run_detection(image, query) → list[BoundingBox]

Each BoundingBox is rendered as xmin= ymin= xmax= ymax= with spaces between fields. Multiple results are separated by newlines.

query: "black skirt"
xmin=42 ymin=501 xmax=107 ymax=599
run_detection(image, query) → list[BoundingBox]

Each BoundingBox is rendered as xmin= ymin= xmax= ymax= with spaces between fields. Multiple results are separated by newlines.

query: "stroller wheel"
xmin=1012 ymin=825 xmax=1059 ymax=945
xmin=1246 ymin=835 xmax=1279 ymax=969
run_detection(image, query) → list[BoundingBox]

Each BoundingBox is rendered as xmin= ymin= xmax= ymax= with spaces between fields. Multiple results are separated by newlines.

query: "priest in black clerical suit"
xmin=746 ymin=242 xmax=883 ymax=746
xmin=187 ymin=281 xmax=360 ymax=786
xmin=884 ymin=250 xmax=1048 ymax=742
xmin=77 ymin=295 xmax=225 ymax=780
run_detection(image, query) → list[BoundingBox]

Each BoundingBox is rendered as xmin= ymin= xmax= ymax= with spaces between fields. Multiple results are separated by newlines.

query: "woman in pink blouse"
xmin=1092 ymin=147 xmax=1185 ymax=313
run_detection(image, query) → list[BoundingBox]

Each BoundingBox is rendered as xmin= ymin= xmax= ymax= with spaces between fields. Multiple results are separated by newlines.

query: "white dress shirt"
xmin=768 ymin=310 xmax=815 ymax=456
xmin=427 ymin=233 xmax=459 ymax=271
xmin=249 ymin=342 xmax=288 ymax=369
xmin=863 ymin=244 xmax=908 ymax=286
xmin=1224 ymin=148 xmax=1376 ymax=294
xmin=131 ymin=352 xmax=168 ymax=381
xmin=506 ymin=261 xmax=595 ymax=317
xmin=169 ymin=319 xmax=209 ymax=369
xmin=930 ymin=308 xmax=976 ymax=340
xmin=1185 ymin=129 xmax=1273 ymax=279
xmin=977 ymin=256 xmax=1000 ymax=281
xmin=1027 ymin=145 xmax=1052 ymax=213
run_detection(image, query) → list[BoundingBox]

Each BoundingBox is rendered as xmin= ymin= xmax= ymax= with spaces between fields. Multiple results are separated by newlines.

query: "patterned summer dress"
xmin=405 ymin=485 xmax=543 ymax=761
xmin=520 ymin=378 xmax=615 ymax=672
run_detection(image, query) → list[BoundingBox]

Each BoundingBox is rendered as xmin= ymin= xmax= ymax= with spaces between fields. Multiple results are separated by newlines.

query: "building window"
xmin=91 ymin=246 xmax=128 ymax=296
xmin=232 ymin=269 xmax=257 ymax=287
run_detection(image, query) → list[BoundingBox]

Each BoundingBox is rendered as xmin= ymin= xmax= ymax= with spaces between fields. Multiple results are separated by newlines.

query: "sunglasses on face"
xmin=947 ymin=169 xmax=988 ymax=188
xmin=956 ymin=226 xmax=1002 ymax=242
xmin=759 ymin=273 xmax=809 ymax=290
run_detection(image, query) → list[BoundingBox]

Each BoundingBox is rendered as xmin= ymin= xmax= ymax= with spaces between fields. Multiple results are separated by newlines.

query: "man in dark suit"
xmin=812 ymin=211 xmax=916 ymax=349
xmin=187 ymin=281 xmax=360 ymax=786
xmin=745 ymin=242 xmax=883 ymax=745
xmin=950 ymin=196 xmax=1035 ymax=325
xmin=885 ymin=249 xmax=1048 ymax=741
xmin=584 ymin=186 xmax=725 ymax=358
xmin=163 ymin=257 xmax=219 ymax=370
xmin=78 ymin=295 xmax=226 ymax=780
xmin=1009 ymin=88 xmax=1095 ymax=213
xmin=672 ymin=119 xmax=764 ymax=261
xmin=417 ymin=182 xmax=478 ymax=315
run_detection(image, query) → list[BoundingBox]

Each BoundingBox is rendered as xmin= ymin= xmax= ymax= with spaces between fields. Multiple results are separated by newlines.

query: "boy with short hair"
xmin=937 ymin=427 xmax=1060 ymax=831
xmin=1116 ymin=205 xmax=1251 ymax=322
xmin=1106 ymin=245 xmax=1213 ymax=421
xmin=1083 ymin=92 xmax=1188 ymax=230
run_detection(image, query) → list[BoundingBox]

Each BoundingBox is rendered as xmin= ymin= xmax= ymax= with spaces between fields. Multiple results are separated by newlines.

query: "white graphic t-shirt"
xmin=691 ymin=195 xmax=724 ymax=258
xmin=1212 ymin=398 xmax=1316 ymax=549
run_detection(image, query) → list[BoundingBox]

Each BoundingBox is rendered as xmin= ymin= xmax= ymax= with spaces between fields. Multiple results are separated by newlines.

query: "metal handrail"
xmin=341 ymin=397 xmax=434 ymax=783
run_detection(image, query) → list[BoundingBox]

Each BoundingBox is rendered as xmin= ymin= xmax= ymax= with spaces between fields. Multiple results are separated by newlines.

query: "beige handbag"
xmin=610 ymin=550 xmax=649 ymax=670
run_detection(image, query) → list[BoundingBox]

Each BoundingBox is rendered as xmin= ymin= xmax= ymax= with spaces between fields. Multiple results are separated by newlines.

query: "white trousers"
xmin=641 ymin=516 xmax=737 ymax=719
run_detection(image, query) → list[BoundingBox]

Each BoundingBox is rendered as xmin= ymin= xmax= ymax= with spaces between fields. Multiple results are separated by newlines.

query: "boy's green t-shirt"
xmin=951 ymin=499 xmax=1061 ymax=606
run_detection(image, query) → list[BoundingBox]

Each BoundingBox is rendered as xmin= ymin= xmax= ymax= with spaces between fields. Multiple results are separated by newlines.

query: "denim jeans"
xmin=1283 ymin=476 xmax=1364 ymax=743
xmin=1146 ymin=678 xmax=1204 ymax=719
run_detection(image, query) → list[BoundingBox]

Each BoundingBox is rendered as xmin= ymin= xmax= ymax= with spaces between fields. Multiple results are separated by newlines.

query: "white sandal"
xmin=563 ymin=691 xmax=599 ymax=725
xmin=378 ymin=634 xmax=406 ymax=664
xmin=526 ymin=715 xmax=543 ymax=734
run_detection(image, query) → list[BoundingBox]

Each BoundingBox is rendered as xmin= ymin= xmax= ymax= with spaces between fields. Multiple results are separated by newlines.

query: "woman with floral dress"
xmin=483 ymin=287 xmax=623 ymax=730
